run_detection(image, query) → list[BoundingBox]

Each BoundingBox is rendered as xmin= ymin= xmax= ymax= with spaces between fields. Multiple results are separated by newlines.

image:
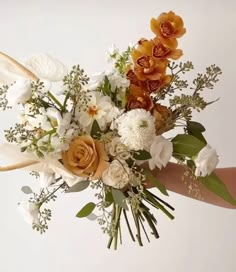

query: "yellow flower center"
xmin=88 ymin=105 xmax=98 ymax=117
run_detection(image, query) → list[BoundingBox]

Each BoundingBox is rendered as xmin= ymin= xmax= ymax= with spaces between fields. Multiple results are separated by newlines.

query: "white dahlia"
xmin=117 ymin=109 xmax=156 ymax=151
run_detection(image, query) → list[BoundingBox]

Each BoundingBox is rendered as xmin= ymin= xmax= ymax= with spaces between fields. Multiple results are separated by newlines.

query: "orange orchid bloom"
xmin=150 ymin=11 xmax=186 ymax=49
xmin=127 ymin=84 xmax=153 ymax=111
xmin=152 ymin=37 xmax=183 ymax=60
xmin=140 ymin=74 xmax=172 ymax=94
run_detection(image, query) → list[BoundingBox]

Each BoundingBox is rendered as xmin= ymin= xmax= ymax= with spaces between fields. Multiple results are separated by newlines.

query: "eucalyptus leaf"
xmin=133 ymin=150 xmax=152 ymax=160
xmin=199 ymin=173 xmax=236 ymax=206
xmin=172 ymin=134 xmax=205 ymax=158
xmin=76 ymin=202 xmax=96 ymax=218
xmin=187 ymin=121 xmax=207 ymax=144
xmin=142 ymin=169 xmax=168 ymax=196
xmin=66 ymin=180 xmax=90 ymax=193
xmin=91 ymin=120 xmax=102 ymax=138
xmin=105 ymin=191 xmax=114 ymax=207
xmin=112 ymin=188 xmax=129 ymax=210
xmin=86 ymin=212 xmax=98 ymax=221
xmin=21 ymin=186 xmax=33 ymax=194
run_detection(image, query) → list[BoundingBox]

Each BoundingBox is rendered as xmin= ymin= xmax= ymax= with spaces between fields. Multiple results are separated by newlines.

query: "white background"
xmin=0 ymin=0 xmax=236 ymax=271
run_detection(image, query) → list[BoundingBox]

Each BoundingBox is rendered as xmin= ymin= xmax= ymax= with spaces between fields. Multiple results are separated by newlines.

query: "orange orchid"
xmin=140 ymin=74 xmax=172 ymax=94
xmin=127 ymin=84 xmax=153 ymax=111
xmin=150 ymin=11 xmax=186 ymax=49
xmin=131 ymin=39 xmax=168 ymax=81
xmin=152 ymin=37 xmax=183 ymax=60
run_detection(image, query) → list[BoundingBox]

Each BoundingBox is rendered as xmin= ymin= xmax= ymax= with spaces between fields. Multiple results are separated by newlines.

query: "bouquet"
xmin=0 ymin=11 xmax=235 ymax=249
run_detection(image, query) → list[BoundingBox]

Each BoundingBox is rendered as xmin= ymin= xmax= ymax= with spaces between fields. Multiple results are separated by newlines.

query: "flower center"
xmin=153 ymin=44 xmax=170 ymax=58
xmin=87 ymin=105 xmax=98 ymax=117
xmin=161 ymin=21 xmax=175 ymax=36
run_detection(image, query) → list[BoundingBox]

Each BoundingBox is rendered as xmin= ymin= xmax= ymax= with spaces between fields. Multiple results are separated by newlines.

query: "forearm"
xmin=145 ymin=162 xmax=236 ymax=209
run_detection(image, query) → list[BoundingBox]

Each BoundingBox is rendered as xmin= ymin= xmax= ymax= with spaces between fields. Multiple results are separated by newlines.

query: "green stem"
xmin=48 ymin=91 xmax=64 ymax=111
xmin=123 ymin=209 xmax=135 ymax=242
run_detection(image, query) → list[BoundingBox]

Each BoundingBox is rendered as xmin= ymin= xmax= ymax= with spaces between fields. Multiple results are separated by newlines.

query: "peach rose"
xmin=62 ymin=135 xmax=109 ymax=179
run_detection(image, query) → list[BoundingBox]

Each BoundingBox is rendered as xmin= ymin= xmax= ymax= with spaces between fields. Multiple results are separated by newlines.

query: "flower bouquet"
xmin=0 ymin=11 xmax=235 ymax=249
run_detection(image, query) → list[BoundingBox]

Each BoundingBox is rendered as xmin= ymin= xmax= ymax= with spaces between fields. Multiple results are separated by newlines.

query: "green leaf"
xmin=103 ymin=76 xmax=111 ymax=96
xmin=199 ymin=173 xmax=236 ymax=206
xmin=91 ymin=120 xmax=102 ymax=138
xmin=133 ymin=150 xmax=152 ymax=160
xmin=66 ymin=180 xmax=90 ymax=193
xmin=187 ymin=121 xmax=205 ymax=132
xmin=172 ymin=134 xmax=205 ymax=158
xmin=21 ymin=186 xmax=33 ymax=194
xmin=105 ymin=191 xmax=114 ymax=207
xmin=142 ymin=169 xmax=168 ymax=196
xmin=112 ymin=188 xmax=129 ymax=210
xmin=187 ymin=121 xmax=207 ymax=144
xmin=76 ymin=202 xmax=96 ymax=218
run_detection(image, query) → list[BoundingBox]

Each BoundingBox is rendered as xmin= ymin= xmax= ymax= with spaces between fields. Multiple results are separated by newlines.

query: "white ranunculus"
xmin=102 ymin=160 xmax=131 ymax=189
xmin=149 ymin=136 xmax=173 ymax=170
xmin=194 ymin=144 xmax=219 ymax=177
xmin=18 ymin=201 xmax=40 ymax=225
xmin=25 ymin=53 xmax=67 ymax=82
xmin=6 ymin=78 xmax=32 ymax=106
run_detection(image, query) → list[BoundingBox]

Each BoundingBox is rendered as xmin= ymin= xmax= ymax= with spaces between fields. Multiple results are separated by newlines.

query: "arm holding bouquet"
xmin=145 ymin=162 xmax=236 ymax=209
xmin=0 ymin=11 xmax=235 ymax=249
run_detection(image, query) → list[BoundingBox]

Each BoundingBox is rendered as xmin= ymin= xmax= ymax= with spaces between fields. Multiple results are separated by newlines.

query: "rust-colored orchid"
xmin=152 ymin=103 xmax=175 ymax=135
xmin=140 ymin=74 xmax=172 ymax=94
xmin=152 ymin=37 xmax=183 ymax=60
xmin=150 ymin=11 xmax=186 ymax=49
xmin=127 ymin=84 xmax=153 ymax=111
xmin=132 ymin=40 xmax=168 ymax=81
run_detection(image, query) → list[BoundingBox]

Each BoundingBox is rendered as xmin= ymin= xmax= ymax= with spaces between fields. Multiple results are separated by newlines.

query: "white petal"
xmin=25 ymin=53 xmax=67 ymax=82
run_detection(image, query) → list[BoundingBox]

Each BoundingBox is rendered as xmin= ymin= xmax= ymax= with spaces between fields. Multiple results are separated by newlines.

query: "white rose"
xmin=102 ymin=160 xmax=131 ymax=189
xmin=194 ymin=144 xmax=219 ymax=177
xmin=6 ymin=78 xmax=32 ymax=106
xmin=18 ymin=201 xmax=40 ymax=225
xmin=149 ymin=136 xmax=173 ymax=170
xmin=108 ymin=137 xmax=130 ymax=160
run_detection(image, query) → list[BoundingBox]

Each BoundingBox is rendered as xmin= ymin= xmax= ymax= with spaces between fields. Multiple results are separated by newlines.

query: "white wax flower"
xmin=194 ymin=144 xmax=219 ymax=177
xmin=102 ymin=160 xmax=131 ymax=189
xmin=18 ymin=201 xmax=40 ymax=225
xmin=6 ymin=78 xmax=32 ymax=106
xmin=148 ymin=136 xmax=173 ymax=170
xmin=117 ymin=109 xmax=156 ymax=151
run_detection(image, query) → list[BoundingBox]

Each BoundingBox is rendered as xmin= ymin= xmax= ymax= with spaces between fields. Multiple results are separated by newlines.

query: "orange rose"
xmin=152 ymin=104 xmax=174 ymax=134
xmin=150 ymin=11 xmax=186 ymax=49
xmin=62 ymin=135 xmax=109 ymax=179
xmin=127 ymin=84 xmax=153 ymax=111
